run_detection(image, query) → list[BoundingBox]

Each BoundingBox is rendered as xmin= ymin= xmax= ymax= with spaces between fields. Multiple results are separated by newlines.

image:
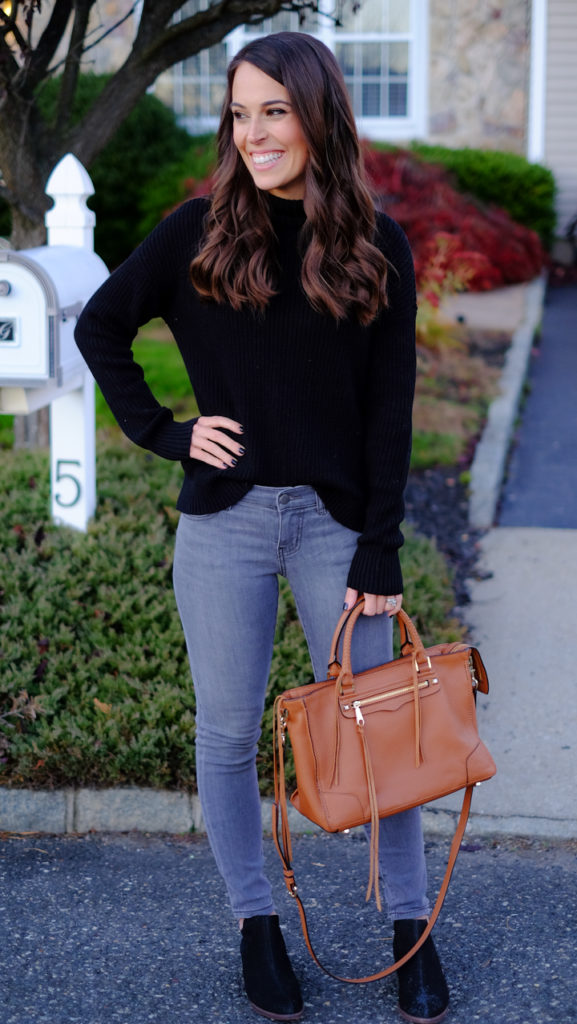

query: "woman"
xmin=75 ymin=31 xmax=449 ymax=1024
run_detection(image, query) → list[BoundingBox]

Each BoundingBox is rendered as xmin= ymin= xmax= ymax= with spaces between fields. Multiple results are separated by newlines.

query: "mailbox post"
xmin=0 ymin=154 xmax=108 ymax=531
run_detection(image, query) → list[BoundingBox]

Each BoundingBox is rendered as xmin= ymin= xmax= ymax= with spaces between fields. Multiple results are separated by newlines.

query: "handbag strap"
xmin=273 ymin=693 xmax=474 ymax=984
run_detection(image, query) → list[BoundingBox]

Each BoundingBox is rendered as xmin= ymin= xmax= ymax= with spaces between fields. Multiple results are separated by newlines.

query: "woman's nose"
xmin=247 ymin=116 xmax=267 ymax=143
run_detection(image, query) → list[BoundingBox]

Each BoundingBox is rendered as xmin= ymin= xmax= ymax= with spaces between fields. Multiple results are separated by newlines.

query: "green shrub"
xmin=138 ymin=135 xmax=217 ymax=238
xmin=0 ymin=445 xmax=461 ymax=792
xmin=410 ymin=143 xmax=557 ymax=247
xmin=411 ymin=431 xmax=464 ymax=470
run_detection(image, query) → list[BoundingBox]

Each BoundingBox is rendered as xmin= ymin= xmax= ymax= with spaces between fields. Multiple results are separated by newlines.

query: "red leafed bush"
xmin=363 ymin=147 xmax=545 ymax=291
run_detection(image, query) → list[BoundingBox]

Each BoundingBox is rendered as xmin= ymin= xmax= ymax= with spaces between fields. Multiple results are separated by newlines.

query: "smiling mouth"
xmin=251 ymin=152 xmax=284 ymax=168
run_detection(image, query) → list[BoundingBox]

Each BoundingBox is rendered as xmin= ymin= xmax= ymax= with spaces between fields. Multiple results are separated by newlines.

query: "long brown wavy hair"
xmin=189 ymin=32 xmax=388 ymax=325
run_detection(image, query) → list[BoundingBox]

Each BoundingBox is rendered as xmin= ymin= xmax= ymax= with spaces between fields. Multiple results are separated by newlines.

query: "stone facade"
xmin=428 ymin=0 xmax=530 ymax=154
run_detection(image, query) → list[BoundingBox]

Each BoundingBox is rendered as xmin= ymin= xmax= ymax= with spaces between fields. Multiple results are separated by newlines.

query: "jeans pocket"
xmin=182 ymin=508 xmax=230 ymax=522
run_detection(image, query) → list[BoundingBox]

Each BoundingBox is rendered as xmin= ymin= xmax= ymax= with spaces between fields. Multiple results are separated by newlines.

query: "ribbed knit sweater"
xmin=74 ymin=193 xmax=417 ymax=595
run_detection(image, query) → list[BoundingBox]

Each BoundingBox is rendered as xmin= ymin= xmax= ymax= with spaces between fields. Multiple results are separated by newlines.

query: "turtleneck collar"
xmin=266 ymin=191 xmax=307 ymax=227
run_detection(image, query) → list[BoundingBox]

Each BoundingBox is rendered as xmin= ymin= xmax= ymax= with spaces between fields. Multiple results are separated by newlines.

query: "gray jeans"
xmin=173 ymin=485 xmax=429 ymax=921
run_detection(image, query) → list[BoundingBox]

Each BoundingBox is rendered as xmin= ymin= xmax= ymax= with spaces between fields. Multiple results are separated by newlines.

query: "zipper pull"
xmin=354 ymin=701 xmax=365 ymax=726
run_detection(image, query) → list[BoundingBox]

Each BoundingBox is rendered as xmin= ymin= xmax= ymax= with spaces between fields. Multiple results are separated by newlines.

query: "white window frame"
xmin=164 ymin=0 xmax=428 ymax=141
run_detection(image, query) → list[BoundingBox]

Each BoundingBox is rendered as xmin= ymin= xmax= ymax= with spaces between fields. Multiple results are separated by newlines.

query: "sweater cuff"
xmin=144 ymin=417 xmax=197 ymax=461
xmin=346 ymin=544 xmax=403 ymax=596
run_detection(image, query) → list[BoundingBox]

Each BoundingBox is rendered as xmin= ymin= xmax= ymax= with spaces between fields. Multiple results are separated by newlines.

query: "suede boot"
xmin=393 ymin=919 xmax=449 ymax=1024
xmin=240 ymin=915 xmax=304 ymax=1021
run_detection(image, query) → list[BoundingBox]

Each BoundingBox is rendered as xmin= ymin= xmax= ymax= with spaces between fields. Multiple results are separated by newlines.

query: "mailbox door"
xmin=0 ymin=252 xmax=57 ymax=386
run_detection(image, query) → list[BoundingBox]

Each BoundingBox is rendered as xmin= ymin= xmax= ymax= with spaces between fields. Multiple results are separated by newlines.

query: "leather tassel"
xmin=357 ymin=718 xmax=382 ymax=911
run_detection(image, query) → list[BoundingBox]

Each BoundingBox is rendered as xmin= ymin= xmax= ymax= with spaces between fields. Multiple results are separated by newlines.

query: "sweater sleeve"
xmin=346 ymin=218 xmax=417 ymax=595
xmin=74 ymin=203 xmax=202 ymax=461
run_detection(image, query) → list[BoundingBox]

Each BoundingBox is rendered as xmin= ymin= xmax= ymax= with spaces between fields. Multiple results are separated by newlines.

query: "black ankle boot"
xmin=240 ymin=915 xmax=304 ymax=1021
xmin=393 ymin=920 xmax=449 ymax=1024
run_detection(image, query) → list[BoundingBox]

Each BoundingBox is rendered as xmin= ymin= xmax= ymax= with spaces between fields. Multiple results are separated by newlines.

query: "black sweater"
xmin=74 ymin=193 xmax=417 ymax=595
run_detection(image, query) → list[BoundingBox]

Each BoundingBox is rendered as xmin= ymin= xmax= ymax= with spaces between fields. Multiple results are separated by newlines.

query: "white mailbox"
xmin=0 ymin=153 xmax=108 ymax=532
xmin=0 ymin=244 xmax=107 ymax=398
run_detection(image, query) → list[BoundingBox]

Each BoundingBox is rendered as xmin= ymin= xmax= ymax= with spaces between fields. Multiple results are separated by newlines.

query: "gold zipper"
xmin=342 ymin=678 xmax=438 ymax=713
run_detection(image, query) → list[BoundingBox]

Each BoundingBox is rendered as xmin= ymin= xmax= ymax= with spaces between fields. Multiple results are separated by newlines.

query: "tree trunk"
xmin=13 ymin=407 xmax=50 ymax=448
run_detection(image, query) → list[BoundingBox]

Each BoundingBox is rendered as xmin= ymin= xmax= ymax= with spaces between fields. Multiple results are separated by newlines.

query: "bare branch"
xmin=55 ymin=1 xmax=93 ymax=134
xmin=46 ymin=0 xmax=141 ymax=74
xmin=81 ymin=1 xmax=141 ymax=56
xmin=24 ymin=0 xmax=74 ymax=93
xmin=0 ymin=6 xmax=29 ymax=57
xmin=0 ymin=36 xmax=21 ymax=87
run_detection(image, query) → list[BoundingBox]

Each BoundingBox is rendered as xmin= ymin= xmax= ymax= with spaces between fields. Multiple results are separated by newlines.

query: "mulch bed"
xmin=404 ymin=466 xmax=481 ymax=609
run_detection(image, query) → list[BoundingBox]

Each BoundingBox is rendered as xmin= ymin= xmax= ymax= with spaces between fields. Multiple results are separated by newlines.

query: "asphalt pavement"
xmin=1 ymin=828 xmax=575 ymax=1024
xmin=1 ymin=280 xmax=577 ymax=1023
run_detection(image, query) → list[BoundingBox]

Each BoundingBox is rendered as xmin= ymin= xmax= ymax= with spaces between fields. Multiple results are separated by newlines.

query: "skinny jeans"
xmin=173 ymin=485 xmax=429 ymax=922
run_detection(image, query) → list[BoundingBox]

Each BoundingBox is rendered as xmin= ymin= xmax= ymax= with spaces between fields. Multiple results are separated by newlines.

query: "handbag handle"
xmin=330 ymin=600 xmax=430 ymax=695
xmin=273 ymin=702 xmax=474 ymax=985
xmin=328 ymin=599 xmax=427 ymax=672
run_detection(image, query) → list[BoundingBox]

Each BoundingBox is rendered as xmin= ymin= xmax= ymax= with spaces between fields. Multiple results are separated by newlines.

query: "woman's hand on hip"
xmin=189 ymin=416 xmax=245 ymax=469
xmin=344 ymin=588 xmax=403 ymax=617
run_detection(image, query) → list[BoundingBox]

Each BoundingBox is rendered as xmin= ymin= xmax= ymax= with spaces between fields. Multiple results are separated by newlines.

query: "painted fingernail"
xmin=238 ymin=447 xmax=245 ymax=455
xmin=343 ymin=603 xmax=349 ymax=611
xmin=230 ymin=458 xmax=238 ymax=467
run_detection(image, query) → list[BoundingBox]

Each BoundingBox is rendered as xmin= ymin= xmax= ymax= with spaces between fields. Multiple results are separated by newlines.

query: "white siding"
xmin=544 ymin=0 xmax=577 ymax=234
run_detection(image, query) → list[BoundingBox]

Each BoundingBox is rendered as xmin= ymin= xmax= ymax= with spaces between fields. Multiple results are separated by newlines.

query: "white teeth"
xmin=252 ymin=152 xmax=283 ymax=167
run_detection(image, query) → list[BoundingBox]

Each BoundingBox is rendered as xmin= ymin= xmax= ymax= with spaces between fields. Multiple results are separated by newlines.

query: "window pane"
xmin=388 ymin=81 xmax=408 ymax=116
xmin=209 ymin=81 xmax=226 ymax=117
xmin=182 ymin=83 xmax=202 ymax=118
xmin=335 ymin=42 xmax=355 ymax=77
xmin=362 ymin=43 xmax=382 ymax=77
xmin=209 ymin=43 xmax=227 ymax=76
xmin=389 ymin=41 xmax=409 ymax=75
xmin=182 ymin=53 xmax=201 ymax=76
xmin=362 ymin=82 xmax=381 ymax=117
xmin=337 ymin=0 xmax=383 ymax=33
xmin=387 ymin=0 xmax=410 ymax=34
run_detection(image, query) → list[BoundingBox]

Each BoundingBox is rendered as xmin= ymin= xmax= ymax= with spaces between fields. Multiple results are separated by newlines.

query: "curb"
xmin=468 ymin=274 xmax=547 ymax=529
xmin=2 ymin=786 xmax=577 ymax=841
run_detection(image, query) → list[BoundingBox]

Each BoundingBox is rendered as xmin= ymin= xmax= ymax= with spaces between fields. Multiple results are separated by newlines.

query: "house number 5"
xmin=55 ymin=459 xmax=82 ymax=508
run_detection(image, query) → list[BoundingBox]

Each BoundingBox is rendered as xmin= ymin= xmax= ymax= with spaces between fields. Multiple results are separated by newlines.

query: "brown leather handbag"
xmin=273 ymin=599 xmax=496 ymax=983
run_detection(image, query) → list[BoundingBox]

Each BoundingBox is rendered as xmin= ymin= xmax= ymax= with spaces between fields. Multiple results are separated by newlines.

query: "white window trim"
xmin=527 ymin=0 xmax=547 ymax=162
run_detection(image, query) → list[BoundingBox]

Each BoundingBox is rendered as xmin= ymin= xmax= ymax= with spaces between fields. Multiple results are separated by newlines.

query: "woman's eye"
xmin=267 ymin=107 xmax=288 ymax=116
xmin=232 ymin=111 xmax=248 ymax=120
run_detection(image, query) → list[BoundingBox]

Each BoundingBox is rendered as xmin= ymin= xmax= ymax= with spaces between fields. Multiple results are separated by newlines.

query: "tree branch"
xmin=46 ymin=0 xmax=141 ymax=75
xmin=24 ymin=0 xmax=74 ymax=94
xmin=55 ymin=0 xmax=93 ymax=135
xmin=0 ymin=6 xmax=29 ymax=57
xmin=81 ymin=1 xmax=141 ymax=56
xmin=0 ymin=36 xmax=21 ymax=90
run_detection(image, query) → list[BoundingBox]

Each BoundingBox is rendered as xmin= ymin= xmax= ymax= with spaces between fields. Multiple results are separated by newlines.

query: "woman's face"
xmin=231 ymin=61 xmax=309 ymax=200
